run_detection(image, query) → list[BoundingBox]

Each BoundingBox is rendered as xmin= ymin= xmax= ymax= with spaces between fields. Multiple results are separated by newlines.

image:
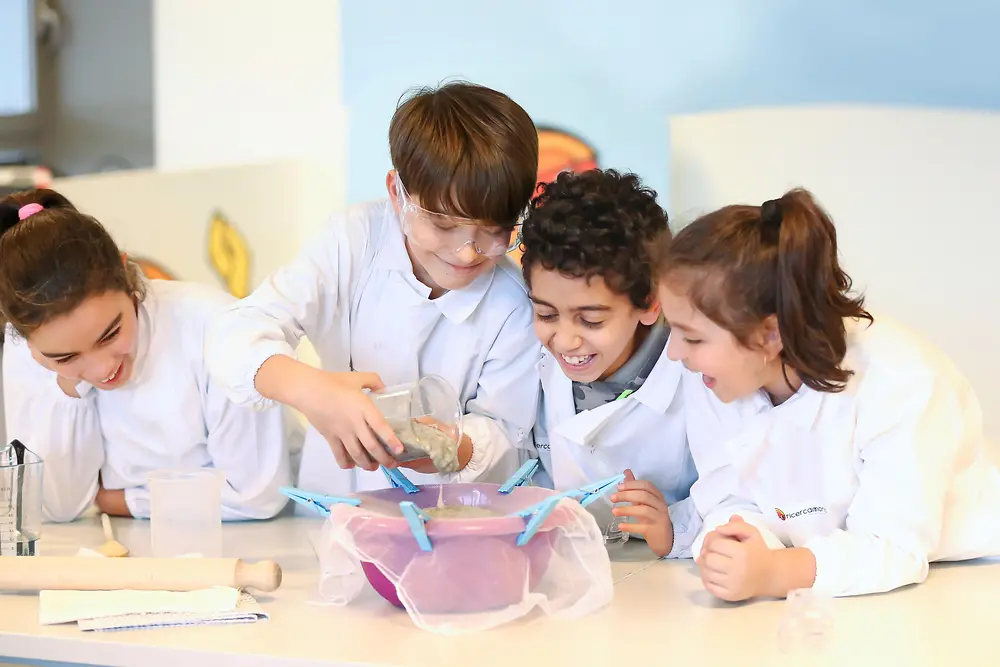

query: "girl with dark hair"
xmin=655 ymin=188 xmax=1000 ymax=600
xmin=1 ymin=189 xmax=291 ymax=522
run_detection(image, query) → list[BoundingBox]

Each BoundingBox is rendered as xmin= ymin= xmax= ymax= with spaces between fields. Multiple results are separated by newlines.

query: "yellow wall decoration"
xmin=208 ymin=211 xmax=251 ymax=298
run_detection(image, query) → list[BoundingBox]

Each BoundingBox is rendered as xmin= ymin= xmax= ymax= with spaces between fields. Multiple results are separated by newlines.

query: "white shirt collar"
xmin=746 ymin=381 xmax=824 ymax=431
xmin=131 ymin=280 xmax=158 ymax=381
xmin=537 ymin=341 xmax=683 ymax=415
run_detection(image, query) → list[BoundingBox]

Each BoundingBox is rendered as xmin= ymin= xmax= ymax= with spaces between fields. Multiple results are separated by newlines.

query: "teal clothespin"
xmin=575 ymin=473 xmax=626 ymax=507
xmin=512 ymin=492 xmax=577 ymax=546
xmin=399 ymin=501 xmax=433 ymax=552
xmin=381 ymin=466 xmax=420 ymax=494
xmin=499 ymin=459 xmax=540 ymax=494
xmin=280 ymin=486 xmax=361 ymax=517
xmin=509 ymin=472 xmax=626 ymax=546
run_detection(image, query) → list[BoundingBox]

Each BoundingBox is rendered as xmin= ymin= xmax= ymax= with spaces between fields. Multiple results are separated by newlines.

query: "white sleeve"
xmin=447 ymin=303 xmax=542 ymax=485
xmin=203 ymin=373 xmax=292 ymax=520
xmin=804 ymin=372 xmax=967 ymax=597
xmin=204 ymin=216 xmax=360 ymax=409
xmin=690 ymin=499 xmax=787 ymax=557
xmin=664 ymin=497 xmax=699 ymax=558
xmin=121 ymin=374 xmax=292 ymax=521
xmin=3 ymin=335 xmax=104 ymax=523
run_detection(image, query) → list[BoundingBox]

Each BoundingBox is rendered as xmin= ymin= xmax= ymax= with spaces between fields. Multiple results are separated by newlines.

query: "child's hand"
xmin=95 ymin=475 xmax=132 ymax=517
xmin=696 ymin=515 xmax=775 ymax=601
xmin=398 ymin=427 xmax=474 ymax=474
xmin=610 ymin=469 xmax=674 ymax=557
xmin=298 ymin=371 xmax=404 ymax=471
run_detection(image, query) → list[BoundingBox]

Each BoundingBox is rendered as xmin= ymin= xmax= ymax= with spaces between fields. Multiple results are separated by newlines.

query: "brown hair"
xmin=521 ymin=169 xmax=668 ymax=309
xmin=655 ymin=188 xmax=872 ymax=393
xmin=389 ymin=80 xmax=539 ymax=229
xmin=0 ymin=188 xmax=145 ymax=337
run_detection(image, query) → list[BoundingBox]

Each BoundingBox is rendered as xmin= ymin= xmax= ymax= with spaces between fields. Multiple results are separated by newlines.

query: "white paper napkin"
xmin=39 ymin=587 xmax=241 ymax=626
xmin=78 ymin=591 xmax=268 ymax=632
xmin=37 ymin=549 xmax=269 ymax=631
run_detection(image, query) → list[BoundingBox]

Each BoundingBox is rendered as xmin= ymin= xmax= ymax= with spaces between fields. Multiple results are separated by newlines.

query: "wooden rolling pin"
xmin=0 ymin=556 xmax=282 ymax=593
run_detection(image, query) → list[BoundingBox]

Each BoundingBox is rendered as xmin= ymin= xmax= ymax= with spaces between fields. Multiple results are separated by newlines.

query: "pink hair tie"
xmin=18 ymin=203 xmax=44 ymax=220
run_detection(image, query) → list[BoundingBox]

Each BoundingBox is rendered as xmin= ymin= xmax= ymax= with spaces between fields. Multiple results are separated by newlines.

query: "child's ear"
xmin=386 ymin=170 xmax=401 ymax=211
xmin=759 ymin=315 xmax=783 ymax=358
xmin=638 ymin=298 xmax=661 ymax=327
xmin=120 ymin=252 xmax=128 ymax=268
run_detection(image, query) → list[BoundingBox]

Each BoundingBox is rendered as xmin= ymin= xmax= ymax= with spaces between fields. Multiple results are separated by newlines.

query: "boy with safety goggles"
xmin=206 ymin=81 xmax=542 ymax=497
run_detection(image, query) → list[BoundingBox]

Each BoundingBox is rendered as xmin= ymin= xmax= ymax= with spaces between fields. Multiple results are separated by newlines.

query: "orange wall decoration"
xmin=508 ymin=127 xmax=599 ymax=267
xmin=134 ymin=257 xmax=178 ymax=281
xmin=536 ymin=126 xmax=599 ymax=191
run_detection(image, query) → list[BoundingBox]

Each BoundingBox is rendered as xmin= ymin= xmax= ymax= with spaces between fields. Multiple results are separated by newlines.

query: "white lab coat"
xmin=2 ymin=280 xmax=292 ymax=523
xmin=533 ymin=346 xmax=699 ymax=557
xmin=687 ymin=316 xmax=1000 ymax=597
xmin=205 ymin=200 xmax=541 ymax=497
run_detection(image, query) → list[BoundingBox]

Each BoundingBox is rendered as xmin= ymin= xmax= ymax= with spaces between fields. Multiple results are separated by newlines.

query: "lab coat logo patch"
xmin=776 ymin=506 xmax=827 ymax=521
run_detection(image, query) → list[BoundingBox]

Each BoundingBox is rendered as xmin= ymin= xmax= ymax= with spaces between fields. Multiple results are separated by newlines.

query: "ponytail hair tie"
xmin=759 ymin=199 xmax=783 ymax=229
xmin=18 ymin=203 xmax=44 ymax=220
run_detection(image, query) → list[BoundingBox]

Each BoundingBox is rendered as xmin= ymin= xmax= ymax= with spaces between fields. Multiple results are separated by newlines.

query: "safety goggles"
xmin=396 ymin=175 xmax=523 ymax=258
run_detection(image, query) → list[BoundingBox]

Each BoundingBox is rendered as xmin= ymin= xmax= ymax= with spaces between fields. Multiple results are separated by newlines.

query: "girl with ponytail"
xmin=0 ymin=189 xmax=291 ymax=522
xmin=654 ymin=188 xmax=1000 ymax=601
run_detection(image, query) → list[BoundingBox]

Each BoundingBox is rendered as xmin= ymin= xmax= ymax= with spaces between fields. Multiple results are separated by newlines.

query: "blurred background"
xmin=1 ymin=0 xmax=998 ymax=439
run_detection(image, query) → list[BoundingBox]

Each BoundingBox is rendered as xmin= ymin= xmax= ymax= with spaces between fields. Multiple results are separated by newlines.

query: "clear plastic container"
xmin=368 ymin=375 xmax=465 ymax=472
xmin=778 ymin=587 xmax=835 ymax=653
xmin=603 ymin=504 xmax=631 ymax=548
xmin=149 ymin=469 xmax=224 ymax=558
xmin=0 ymin=441 xmax=43 ymax=557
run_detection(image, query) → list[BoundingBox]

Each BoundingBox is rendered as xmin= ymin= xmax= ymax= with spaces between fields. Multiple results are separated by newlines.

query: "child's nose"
xmin=551 ymin=329 xmax=582 ymax=352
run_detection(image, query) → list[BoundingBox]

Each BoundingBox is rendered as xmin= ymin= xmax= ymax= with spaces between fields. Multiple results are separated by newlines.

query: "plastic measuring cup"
xmin=368 ymin=375 xmax=464 ymax=468
xmin=0 ymin=440 xmax=43 ymax=557
xmin=149 ymin=469 xmax=224 ymax=557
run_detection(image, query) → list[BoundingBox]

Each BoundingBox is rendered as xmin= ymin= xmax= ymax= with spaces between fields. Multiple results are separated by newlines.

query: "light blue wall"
xmin=341 ymin=0 xmax=1000 ymax=208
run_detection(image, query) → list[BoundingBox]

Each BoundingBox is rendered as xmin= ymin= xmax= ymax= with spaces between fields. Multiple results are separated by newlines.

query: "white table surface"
xmin=1 ymin=513 xmax=999 ymax=667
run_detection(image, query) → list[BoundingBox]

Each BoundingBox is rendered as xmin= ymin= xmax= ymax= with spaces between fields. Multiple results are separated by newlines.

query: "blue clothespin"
xmin=499 ymin=459 xmax=540 ymax=494
xmin=508 ymin=473 xmax=626 ymax=546
xmin=399 ymin=501 xmax=433 ymax=552
xmin=575 ymin=473 xmax=626 ymax=507
xmin=280 ymin=486 xmax=361 ymax=517
xmin=512 ymin=492 xmax=576 ymax=547
xmin=381 ymin=466 xmax=420 ymax=494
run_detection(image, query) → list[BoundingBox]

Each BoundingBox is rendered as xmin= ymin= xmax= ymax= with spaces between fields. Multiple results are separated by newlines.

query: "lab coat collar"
xmin=724 ymin=382 xmax=826 ymax=463
xmin=539 ymin=343 xmax=682 ymax=447
xmin=131 ymin=280 xmax=158 ymax=382
xmin=776 ymin=384 xmax=825 ymax=430
xmin=375 ymin=201 xmax=494 ymax=325
xmin=631 ymin=342 xmax=683 ymax=412
xmin=538 ymin=349 xmax=573 ymax=403
xmin=744 ymin=381 xmax=825 ymax=431
xmin=374 ymin=201 xmax=413 ymax=273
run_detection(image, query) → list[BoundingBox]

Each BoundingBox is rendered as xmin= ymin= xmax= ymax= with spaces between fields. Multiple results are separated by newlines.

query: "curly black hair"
xmin=520 ymin=169 xmax=669 ymax=308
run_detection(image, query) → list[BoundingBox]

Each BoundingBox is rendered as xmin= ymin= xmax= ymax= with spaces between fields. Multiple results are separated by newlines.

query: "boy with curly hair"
xmin=520 ymin=169 xmax=697 ymax=558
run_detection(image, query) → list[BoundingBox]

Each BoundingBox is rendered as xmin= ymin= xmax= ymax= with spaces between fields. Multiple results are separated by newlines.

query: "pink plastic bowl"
xmin=351 ymin=483 xmax=572 ymax=614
